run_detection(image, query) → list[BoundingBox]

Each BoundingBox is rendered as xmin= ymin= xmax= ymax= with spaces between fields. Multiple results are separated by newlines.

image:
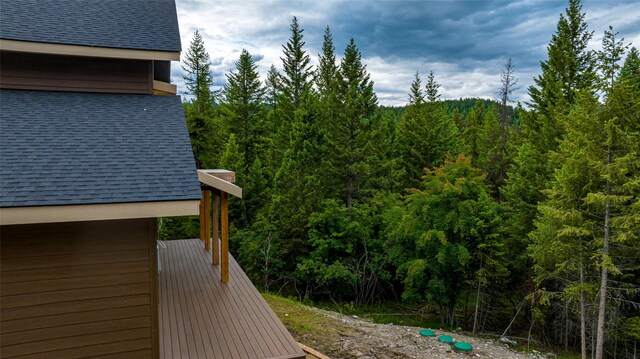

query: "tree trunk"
xmin=595 ymin=176 xmax=611 ymax=359
xmin=347 ymin=174 xmax=354 ymax=208
xmin=473 ymin=275 xmax=481 ymax=334
xmin=565 ymin=305 xmax=569 ymax=353
xmin=580 ymin=261 xmax=587 ymax=359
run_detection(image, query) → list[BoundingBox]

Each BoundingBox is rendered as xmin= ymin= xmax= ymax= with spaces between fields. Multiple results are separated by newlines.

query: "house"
xmin=0 ymin=1 xmax=306 ymax=358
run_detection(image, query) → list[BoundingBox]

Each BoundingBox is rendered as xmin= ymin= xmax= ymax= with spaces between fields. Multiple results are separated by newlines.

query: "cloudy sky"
xmin=173 ymin=0 xmax=640 ymax=106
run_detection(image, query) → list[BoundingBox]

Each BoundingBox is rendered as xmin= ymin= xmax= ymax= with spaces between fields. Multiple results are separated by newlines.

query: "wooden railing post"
xmin=221 ymin=192 xmax=229 ymax=283
xmin=212 ymin=194 xmax=220 ymax=266
xmin=203 ymin=190 xmax=211 ymax=251
xmin=199 ymin=190 xmax=205 ymax=242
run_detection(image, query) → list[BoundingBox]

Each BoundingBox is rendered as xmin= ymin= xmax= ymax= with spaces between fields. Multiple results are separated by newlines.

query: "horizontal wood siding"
xmin=0 ymin=52 xmax=152 ymax=94
xmin=0 ymin=219 xmax=159 ymax=358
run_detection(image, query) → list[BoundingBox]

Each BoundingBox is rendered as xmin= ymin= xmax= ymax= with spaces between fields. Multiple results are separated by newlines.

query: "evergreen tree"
xmin=531 ymin=33 xmax=638 ymax=357
xmin=316 ymin=26 xmax=338 ymax=97
xmin=267 ymin=100 xmax=325 ymax=284
xmin=425 ymin=70 xmax=441 ymax=103
xmin=325 ymin=39 xmax=382 ymax=208
xmin=223 ymin=49 xmax=266 ymax=168
xmin=597 ymin=26 xmax=628 ymax=92
xmin=280 ymin=17 xmax=312 ymax=111
xmin=315 ymin=25 xmax=339 ymax=151
xmin=398 ymin=71 xmax=459 ymax=189
xmin=265 ymin=65 xmax=281 ymax=110
xmin=184 ymin=103 xmax=217 ymax=169
xmin=409 ymin=71 xmax=425 ymax=105
xmin=504 ymin=0 xmax=597 ymax=267
xmin=273 ymin=17 xmax=314 ymax=163
xmin=222 ymin=49 xmax=268 ymax=225
xmin=619 ymin=47 xmax=640 ymax=90
xmin=182 ymin=30 xmax=214 ymax=114
xmin=528 ymin=0 xmax=595 ymax=119
xmin=460 ymin=102 xmax=485 ymax=165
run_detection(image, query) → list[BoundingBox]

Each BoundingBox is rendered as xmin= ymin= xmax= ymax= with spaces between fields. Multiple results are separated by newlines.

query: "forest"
xmin=160 ymin=0 xmax=640 ymax=357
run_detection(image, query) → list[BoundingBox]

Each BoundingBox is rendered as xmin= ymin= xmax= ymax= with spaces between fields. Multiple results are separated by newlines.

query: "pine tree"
xmin=273 ymin=17 xmax=314 ymax=163
xmin=460 ymin=102 xmax=485 ymax=165
xmin=592 ymin=30 xmax=635 ymax=359
xmin=398 ymin=71 xmax=459 ymax=189
xmin=597 ymin=26 xmax=628 ymax=92
xmin=409 ymin=71 xmax=424 ymax=105
xmin=280 ymin=17 xmax=312 ymax=111
xmin=267 ymin=101 xmax=325 ymax=277
xmin=425 ymin=70 xmax=441 ymax=103
xmin=504 ymin=0 xmax=597 ymax=267
xmin=182 ymin=30 xmax=214 ymax=115
xmin=223 ymin=49 xmax=266 ymax=169
xmin=528 ymin=0 xmax=595 ymax=119
xmin=316 ymin=26 xmax=337 ymax=97
xmin=530 ymin=33 xmax=638 ymax=358
xmin=324 ymin=38 xmax=382 ymax=208
xmin=619 ymin=47 xmax=640 ymax=90
xmin=265 ymin=65 xmax=281 ymax=110
xmin=315 ymin=25 xmax=339 ymax=149
xmin=222 ymin=49 xmax=268 ymax=225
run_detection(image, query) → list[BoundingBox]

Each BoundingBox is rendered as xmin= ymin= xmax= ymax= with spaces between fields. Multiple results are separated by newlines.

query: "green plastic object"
xmin=419 ymin=329 xmax=436 ymax=337
xmin=438 ymin=335 xmax=455 ymax=344
xmin=454 ymin=342 xmax=473 ymax=352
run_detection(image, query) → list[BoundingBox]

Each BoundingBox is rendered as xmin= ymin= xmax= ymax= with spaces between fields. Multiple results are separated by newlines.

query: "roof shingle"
xmin=0 ymin=0 xmax=181 ymax=52
xmin=0 ymin=90 xmax=201 ymax=207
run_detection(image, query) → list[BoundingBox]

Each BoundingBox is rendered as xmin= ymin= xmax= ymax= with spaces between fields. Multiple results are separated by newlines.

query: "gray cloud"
xmin=175 ymin=0 xmax=640 ymax=105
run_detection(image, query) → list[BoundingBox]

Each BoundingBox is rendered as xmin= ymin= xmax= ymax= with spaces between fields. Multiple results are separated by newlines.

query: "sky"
xmin=173 ymin=0 xmax=640 ymax=106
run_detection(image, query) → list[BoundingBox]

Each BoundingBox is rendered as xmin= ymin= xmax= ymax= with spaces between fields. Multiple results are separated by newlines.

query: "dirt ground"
xmin=264 ymin=294 xmax=547 ymax=359
xmin=315 ymin=309 xmax=531 ymax=359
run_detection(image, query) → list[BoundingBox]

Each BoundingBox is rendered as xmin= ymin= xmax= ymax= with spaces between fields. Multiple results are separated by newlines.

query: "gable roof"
xmin=0 ymin=90 xmax=201 ymax=208
xmin=0 ymin=0 xmax=181 ymax=52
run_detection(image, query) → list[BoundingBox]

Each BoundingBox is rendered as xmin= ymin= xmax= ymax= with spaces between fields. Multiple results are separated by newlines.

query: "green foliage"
xmin=398 ymin=100 xmax=459 ymax=188
xmin=184 ymin=103 xmax=219 ymax=168
xmin=619 ymin=47 xmax=640 ymax=91
xmin=597 ymin=26 xmax=628 ymax=91
xmin=223 ymin=49 xmax=267 ymax=167
xmin=528 ymin=0 xmax=595 ymax=118
xmin=324 ymin=39 xmax=385 ymax=207
xmin=425 ymin=71 xmax=441 ymax=103
xmin=408 ymin=71 xmax=424 ymax=105
xmin=163 ymin=12 xmax=639 ymax=356
xmin=280 ymin=16 xmax=312 ymax=112
xmin=182 ymin=30 xmax=215 ymax=114
xmin=388 ymin=154 xmax=505 ymax=325
xmin=316 ymin=26 xmax=338 ymax=97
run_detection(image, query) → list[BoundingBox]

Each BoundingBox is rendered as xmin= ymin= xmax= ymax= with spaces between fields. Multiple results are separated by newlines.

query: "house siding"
xmin=0 ymin=218 xmax=159 ymax=358
xmin=0 ymin=52 xmax=152 ymax=94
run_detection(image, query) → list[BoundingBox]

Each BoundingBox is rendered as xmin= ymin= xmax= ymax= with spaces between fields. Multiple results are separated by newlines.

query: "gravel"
xmin=312 ymin=308 xmax=538 ymax=359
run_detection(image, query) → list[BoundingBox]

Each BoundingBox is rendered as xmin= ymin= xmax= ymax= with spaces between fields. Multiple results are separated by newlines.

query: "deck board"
xmin=158 ymin=239 xmax=305 ymax=359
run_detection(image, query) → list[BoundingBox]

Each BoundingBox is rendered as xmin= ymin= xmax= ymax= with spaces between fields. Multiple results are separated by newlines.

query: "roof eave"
xmin=0 ymin=200 xmax=199 ymax=225
xmin=197 ymin=170 xmax=243 ymax=198
xmin=0 ymin=39 xmax=180 ymax=61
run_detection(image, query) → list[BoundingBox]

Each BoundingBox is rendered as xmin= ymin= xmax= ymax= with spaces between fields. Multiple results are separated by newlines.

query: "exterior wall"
xmin=0 ymin=218 xmax=159 ymax=358
xmin=0 ymin=51 xmax=152 ymax=94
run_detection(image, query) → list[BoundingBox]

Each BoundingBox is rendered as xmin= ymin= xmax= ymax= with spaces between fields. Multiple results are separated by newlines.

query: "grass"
xmin=262 ymin=293 xmax=352 ymax=356
xmin=316 ymin=300 xmax=442 ymax=329
xmin=263 ymin=293 xmax=583 ymax=359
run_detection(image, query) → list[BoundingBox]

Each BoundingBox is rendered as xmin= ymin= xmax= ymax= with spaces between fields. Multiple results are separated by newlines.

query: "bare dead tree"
xmin=495 ymin=58 xmax=519 ymax=200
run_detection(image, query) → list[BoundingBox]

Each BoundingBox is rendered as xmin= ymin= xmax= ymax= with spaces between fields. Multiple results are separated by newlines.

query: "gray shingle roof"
xmin=0 ymin=0 xmax=181 ymax=52
xmin=0 ymin=90 xmax=201 ymax=207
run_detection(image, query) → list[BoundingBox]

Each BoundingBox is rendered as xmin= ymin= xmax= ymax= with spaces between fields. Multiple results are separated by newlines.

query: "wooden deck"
xmin=158 ymin=238 xmax=305 ymax=359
